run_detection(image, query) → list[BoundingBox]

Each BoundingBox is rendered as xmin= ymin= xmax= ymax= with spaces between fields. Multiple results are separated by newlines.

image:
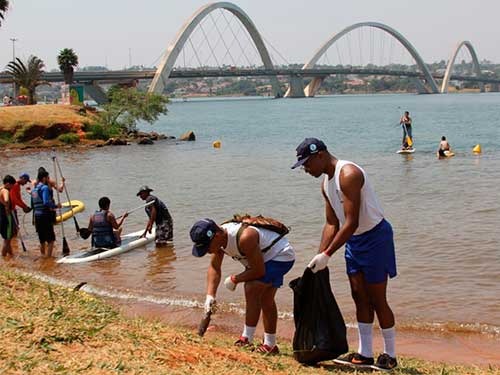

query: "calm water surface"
xmin=1 ymin=93 xmax=499 ymax=335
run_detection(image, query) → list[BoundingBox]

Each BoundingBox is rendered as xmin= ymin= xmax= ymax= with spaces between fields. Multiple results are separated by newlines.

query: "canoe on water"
xmin=55 ymin=200 xmax=85 ymax=224
xmin=396 ymin=148 xmax=415 ymax=154
xmin=57 ymin=228 xmax=156 ymax=264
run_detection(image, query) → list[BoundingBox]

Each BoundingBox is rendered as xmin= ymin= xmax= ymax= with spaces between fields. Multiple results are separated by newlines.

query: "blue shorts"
xmin=345 ymin=219 xmax=397 ymax=284
xmin=259 ymin=260 xmax=294 ymax=288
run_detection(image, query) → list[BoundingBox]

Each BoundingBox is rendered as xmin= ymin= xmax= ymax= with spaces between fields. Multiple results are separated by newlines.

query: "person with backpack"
xmin=136 ymin=185 xmax=173 ymax=245
xmin=189 ymin=215 xmax=295 ymax=354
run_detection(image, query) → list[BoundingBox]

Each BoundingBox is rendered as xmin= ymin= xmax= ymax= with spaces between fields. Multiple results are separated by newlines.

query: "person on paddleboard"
xmin=292 ymin=138 xmax=398 ymax=371
xmin=437 ymin=136 xmax=452 ymax=158
xmin=189 ymin=217 xmax=295 ymax=354
xmin=87 ymin=197 xmax=128 ymax=249
xmin=400 ymin=111 xmax=413 ymax=150
xmin=136 ymin=186 xmax=173 ymax=245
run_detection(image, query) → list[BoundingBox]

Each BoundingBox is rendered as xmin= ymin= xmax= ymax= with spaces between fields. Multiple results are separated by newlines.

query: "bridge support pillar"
xmin=287 ymin=75 xmax=305 ymax=98
xmin=412 ymin=78 xmax=432 ymax=94
xmin=84 ymin=83 xmax=109 ymax=104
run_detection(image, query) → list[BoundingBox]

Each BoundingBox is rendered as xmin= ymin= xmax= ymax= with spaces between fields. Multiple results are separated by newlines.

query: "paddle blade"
xmin=406 ymin=136 xmax=413 ymax=147
xmin=21 ymin=240 xmax=27 ymax=252
xmin=197 ymin=311 xmax=212 ymax=337
xmin=62 ymin=237 xmax=70 ymax=256
xmin=73 ymin=217 xmax=81 ymax=233
xmin=79 ymin=228 xmax=91 ymax=240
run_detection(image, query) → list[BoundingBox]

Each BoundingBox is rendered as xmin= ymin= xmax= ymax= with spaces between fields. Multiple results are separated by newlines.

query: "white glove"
xmin=224 ymin=275 xmax=237 ymax=291
xmin=308 ymin=252 xmax=331 ymax=273
xmin=204 ymin=294 xmax=216 ymax=314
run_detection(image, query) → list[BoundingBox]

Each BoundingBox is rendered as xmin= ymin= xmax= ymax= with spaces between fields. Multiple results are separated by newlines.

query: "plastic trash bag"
xmin=289 ymin=267 xmax=348 ymax=364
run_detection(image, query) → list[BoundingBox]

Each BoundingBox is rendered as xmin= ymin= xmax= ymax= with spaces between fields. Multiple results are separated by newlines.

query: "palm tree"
xmin=0 ymin=0 xmax=9 ymax=27
xmin=57 ymin=48 xmax=79 ymax=84
xmin=6 ymin=56 xmax=49 ymax=105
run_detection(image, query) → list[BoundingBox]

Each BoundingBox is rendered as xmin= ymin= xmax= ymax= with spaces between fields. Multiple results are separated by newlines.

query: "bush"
xmin=85 ymin=124 xmax=120 ymax=141
xmin=58 ymin=133 xmax=80 ymax=144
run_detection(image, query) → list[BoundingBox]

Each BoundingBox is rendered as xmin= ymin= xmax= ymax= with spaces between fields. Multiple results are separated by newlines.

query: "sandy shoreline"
xmin=115 ymin=297 xmax=500 ymax=366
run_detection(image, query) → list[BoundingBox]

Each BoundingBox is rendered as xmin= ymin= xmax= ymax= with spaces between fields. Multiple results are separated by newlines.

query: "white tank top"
xmin=323 ymin=160 xmax=384 ymax=235
xmin=221 ymin=222 xmax=295 ymax=267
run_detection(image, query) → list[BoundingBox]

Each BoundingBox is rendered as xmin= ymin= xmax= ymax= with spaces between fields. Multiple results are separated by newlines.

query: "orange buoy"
xmin=472 ymin=144 xmax=481 ymax=154
xmin=212 ymin=140 xmax=221 ymax=149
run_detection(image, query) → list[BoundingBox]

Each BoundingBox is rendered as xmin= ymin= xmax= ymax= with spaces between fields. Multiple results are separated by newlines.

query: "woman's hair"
xmin=98 ymin=197 xmax=111 ymax=210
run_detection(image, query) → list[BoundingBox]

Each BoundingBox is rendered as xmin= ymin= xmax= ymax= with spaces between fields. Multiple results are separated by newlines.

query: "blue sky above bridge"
xmin=0 ymin=0 xmax=498 ymax=70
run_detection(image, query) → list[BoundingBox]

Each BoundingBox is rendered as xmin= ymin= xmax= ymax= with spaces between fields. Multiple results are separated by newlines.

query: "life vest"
xmin=145 ymin=196 xmax=171 ymax=225
xmin=91 ymin=210 xmax=115 ymax=249
xmin=31 ymin=183 xmax=52 ymax=216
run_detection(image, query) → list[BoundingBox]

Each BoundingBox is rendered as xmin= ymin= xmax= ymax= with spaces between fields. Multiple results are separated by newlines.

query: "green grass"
xmin=0 ymin=267 xmax=497 ymax=375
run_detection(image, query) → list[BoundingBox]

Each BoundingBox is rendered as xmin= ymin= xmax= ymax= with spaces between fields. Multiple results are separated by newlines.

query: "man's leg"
xmin=260 ymin=285 xmax=279 ymax=351
xmin=47 ymin=241 xmax=54 ymax=257
xmin=366 ymin=280 xmax=396 ymax=358
xmin=348 ymin=272 xmax=375 ymax=359
xmin=240 ymin=280 xmax=267 ymax=344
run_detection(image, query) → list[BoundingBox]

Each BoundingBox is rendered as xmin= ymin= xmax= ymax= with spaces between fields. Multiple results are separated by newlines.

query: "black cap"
xmin=136 ymin=185 xmax=153 ymax=196
xmin=291 ymin=137 xmax=327 ymax=169
xmin=189 ymin=218 xmax=218 ymax=257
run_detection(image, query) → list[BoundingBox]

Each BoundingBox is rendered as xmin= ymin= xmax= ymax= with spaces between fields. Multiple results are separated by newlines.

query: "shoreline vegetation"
xmin=0 ymin=267 xmax=497 ymax=374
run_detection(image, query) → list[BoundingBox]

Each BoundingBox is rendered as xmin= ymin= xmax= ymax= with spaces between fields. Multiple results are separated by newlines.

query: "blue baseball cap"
xmin=190 ymin=218 xmax=218 ymax=257
xmin=291 ymin=138 xmax=327 ymax=169
xmin=19 ymin=173 xmax=31 ymax=182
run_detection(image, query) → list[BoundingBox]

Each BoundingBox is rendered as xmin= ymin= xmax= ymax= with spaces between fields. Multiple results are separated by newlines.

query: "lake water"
xmin=1 ymin=93 xmax=499 ymax=336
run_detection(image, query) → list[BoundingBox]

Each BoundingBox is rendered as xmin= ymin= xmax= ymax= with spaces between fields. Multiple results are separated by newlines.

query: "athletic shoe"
xmin=372 ymin=353 xmax=398 ymax=371
xmin=234 ymin=336 xmax=253 ymax=348
xmin=255 ymin=343 xmax=279 ymax=355
xmin=333 ymin=352 xmax=374 ymax=368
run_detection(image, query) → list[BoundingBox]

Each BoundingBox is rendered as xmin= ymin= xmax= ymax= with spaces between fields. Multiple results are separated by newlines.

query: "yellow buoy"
xmin=212 ymin=140 xmax=221 ymax=149
xmin=472 ymin=144 xmax=481 ymax=154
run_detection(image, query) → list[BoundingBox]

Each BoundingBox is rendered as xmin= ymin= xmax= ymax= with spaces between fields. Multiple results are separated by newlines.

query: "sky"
xmin=0 ymin=0 xmax=499 ymax=70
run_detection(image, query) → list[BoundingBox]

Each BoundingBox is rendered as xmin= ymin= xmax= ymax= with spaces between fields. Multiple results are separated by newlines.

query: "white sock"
xmin=242 ymin=325 xmax=256 ymax=342
xmin=381 ymin=326 xmax=396 ymax=358
xmin=357 ymin=322 xmax=373 ymax=358
xmin=263 ymin=332 xmax=276 ymax=348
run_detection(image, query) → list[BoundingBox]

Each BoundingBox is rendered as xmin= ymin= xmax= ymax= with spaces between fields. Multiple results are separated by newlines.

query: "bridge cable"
xmin=187 ymin=37 xmax=205 ymax=68
xmin=198 ymin=20 xmax=221 ymax=68
xmin=210 ymin=11 xmax=238 ymax=67
xmin=335 ymin=42 xmax=343 ymax=67
xmin=220 ymin=10 xmax=255 ymax=67
xmin=358 ymin=28 xmax=363 ymax=67
xmin=235 ymin=16 xmax=264 ymax=66
xmin=389 ymin=37 xmax=394 ymax=70
xmin=187 ymin=16 xmax=221 ymax=68
xmin=261 ymin=35 xmax=290 ymax=66
xmin=346 ymin=32 xmax=353 ymax=66
xmin=370 ymin=27 xmax=374 ymax=66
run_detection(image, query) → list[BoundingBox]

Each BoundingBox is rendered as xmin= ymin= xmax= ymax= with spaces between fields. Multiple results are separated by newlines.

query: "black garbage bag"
xmin=289 ymin=267 xmax=348 ymax=364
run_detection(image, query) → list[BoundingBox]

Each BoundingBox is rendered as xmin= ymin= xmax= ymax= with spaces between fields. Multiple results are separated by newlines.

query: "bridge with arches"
xmin=1 ymin=2 xmax=497 ymax=102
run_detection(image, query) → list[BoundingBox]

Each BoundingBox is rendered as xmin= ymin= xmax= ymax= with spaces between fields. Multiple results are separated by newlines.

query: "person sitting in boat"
xmin=437 ymin=136 xmax=451 ymax=158
xmin=87 ymin=197 xmax=128 ymax=249
xmin=136 ymin=185 xmax=173 ymax=246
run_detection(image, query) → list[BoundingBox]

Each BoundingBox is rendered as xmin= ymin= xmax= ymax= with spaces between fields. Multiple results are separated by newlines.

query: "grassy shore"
xmin=0 ymin=268 xmax=497 ymax=375
xmin=0 ymin=104 xmax=99 ymax=149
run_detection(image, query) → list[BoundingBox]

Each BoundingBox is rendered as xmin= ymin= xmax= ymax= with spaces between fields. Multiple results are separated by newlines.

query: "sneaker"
xmin=333 ymin=352 xmax=374 ymax=368
xmin=372 ymin=353 xmax=398 ymax=372
xmin=255 ymin=343 xmax=279 ymax=355
xmin=234 ymin=336 xmax=253 ymax=348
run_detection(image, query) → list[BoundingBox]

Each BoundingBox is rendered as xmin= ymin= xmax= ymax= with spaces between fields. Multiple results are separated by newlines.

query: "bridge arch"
xmin=297 ymin=22 xmax=439 ymax=97
xmin=441 ymin=41 xmax=484 ymax=93
xmin=149 ymin=2 xmax=281 ymax=96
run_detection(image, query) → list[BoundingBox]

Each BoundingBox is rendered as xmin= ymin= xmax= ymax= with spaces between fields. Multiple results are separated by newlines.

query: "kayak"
xmin=437 ymin=150 xmax=455 ymax=158
xmin=55 ymin=200 xmax=85 ymax=224
xmin=396 ymin=148 xmax=415 ymax=154
xmin=57 ymin=228 xmax=156 ymax=264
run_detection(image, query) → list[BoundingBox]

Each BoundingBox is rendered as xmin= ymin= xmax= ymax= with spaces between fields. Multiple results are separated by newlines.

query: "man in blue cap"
xmin=190 ymin=217 xmax=295 ymax=354
xmin=292 ymin=138 xmax=398 ymax=371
